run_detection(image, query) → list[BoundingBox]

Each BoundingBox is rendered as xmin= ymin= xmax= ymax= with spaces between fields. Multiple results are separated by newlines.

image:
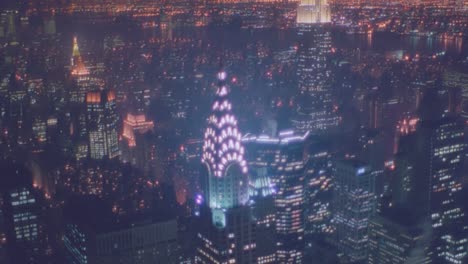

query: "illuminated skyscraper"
xmin=272 ymin=131 xmax=308 ymax=263
xmin=71 ymin=36 xmax=89 ymax=77
xmin=86 ymin=90 xmax=120 ymax=159
xmin=196 ymin=70 xmax=255 ymax=263
xmin=417 ymin=115 xmax=466 ymax=263
xmin=70 ymin=37 xmax=96 ymax=103
xmin=333 ymin=160 xmax=376 ymax=262
xmin=242 ymin=130 xmax=309 ymax=263
xmin=293 ymin=0 xmax=339 ymax=133
xmin=121 ymin=113 xmax=155 ymax=170
xmin=7 ymin=187 xmax=44 ymax=263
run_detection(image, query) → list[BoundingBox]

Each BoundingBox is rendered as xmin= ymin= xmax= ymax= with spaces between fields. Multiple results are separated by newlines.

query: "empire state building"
xmin=293 ymin=0 xmax=339 ymax=133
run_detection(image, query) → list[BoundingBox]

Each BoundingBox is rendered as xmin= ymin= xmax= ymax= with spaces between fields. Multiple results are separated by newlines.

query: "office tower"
xmin=333 ymin=160 xmax=376 ymax=262
xmin=393 ymin=86 xmax=466 ymax=263
xmin=63 ymin=198 xmax=180 ymax=264
xmin=368 ymin=208 xmax=432 ymax=264
xmin=86 ymin=90 xmax=120 ymax=159
xmin=121 ymin=113 xmax=154 ymax=170
xmin=293 ymin=0 xmax=339 ymax=134
xmin=417 ymin=115 xmax=466 ymax=263
xmin=7 ymin=187 xmax=43 ymax=263
xmin=273 ymin=131 xmax=308 ymax=263
xmin=304 ymin=139 xmax=333 ymax=235
xmin=242 ymin=130 xmax=309 ymax=263
xmin=196 ymin=70 xmax=255 ymax=263
xmin=70 ymin=37 xmax=95 ymax=103
xmin=4 ymin=11 xmax=18 ymax=46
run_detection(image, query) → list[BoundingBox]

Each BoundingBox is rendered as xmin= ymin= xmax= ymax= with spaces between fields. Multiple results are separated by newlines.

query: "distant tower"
xmin=86 ymin=90 xmax=119 ymax=159
xmin=70 ymin=37 xmax=92 ymax=103
xmin=196 ymin=70 xmax=255 ymax=263
xmin=293 ymin=0 xmax=339 ymax=133
xmin=71 ymin=37 xmax=89 ymax=76
xmin=6 ymin=11 xmax=18 ymax=46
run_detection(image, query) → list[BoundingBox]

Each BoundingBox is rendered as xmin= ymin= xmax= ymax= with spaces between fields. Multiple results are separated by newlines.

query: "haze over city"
xmin=0 ymin=0 xmax=466 ymax=263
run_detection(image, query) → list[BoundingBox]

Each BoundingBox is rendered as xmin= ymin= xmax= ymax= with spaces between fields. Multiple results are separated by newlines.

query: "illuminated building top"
xmin=201 ymin=70 xmax=249 ymax=221
xmin=297 ymin=0 xmax=331 ymax=24
xmin=202 ymin=70 xmax=248 ymax=178
xmin=86 ymin=90 xmax=115 ymax=104
xmin=122 ymin=114 xmax=154 ymax=147
xmin=71 ymin=36 xmax=90 ymax=76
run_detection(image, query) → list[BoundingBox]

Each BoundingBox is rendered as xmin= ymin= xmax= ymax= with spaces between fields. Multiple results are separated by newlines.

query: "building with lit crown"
xmin=293 ymin=0 xmax=339 ymax=134
xmin=86 ymin=90 xmax=120 ymax=159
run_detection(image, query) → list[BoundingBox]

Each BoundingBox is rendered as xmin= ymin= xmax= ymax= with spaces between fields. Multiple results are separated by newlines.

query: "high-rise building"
xmin=417 ymin=115 xmax=466 ymax=263
xmin=393 ymin=86 xmax=467 ymax=263
xmin=70 ymin=37 xmax=101 ymax=103
xmin=196 ymin=70 xmax=255 ymax=263
xmin=63 ymin=197 xmax=180 ymax=264
xmin=304 ymin=138 xmax=333 ymax=235
xmin=121 ymin=113 xmax=154 ymax=170
xmin=272 ymin=131 xmax=308 ymax=263
xmin=86 ymin=90 xmax=120 ymax=159
xmin=293 ymin=0 xmax=339 ymax=134
xmin=333 ymin=160 xmax=376 ymax=262
xmin=71 ymin=36 xmax=89 ymax=77
xmin=368 ymin=208 xmax=432 ymax=264
xmin=6 ymin=187 xmax=43 ymax=263
xmin=242 ymin=130 xmax=309 ymax=263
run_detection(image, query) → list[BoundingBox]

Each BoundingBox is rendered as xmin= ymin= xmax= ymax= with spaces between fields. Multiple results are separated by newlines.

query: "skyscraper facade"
xmin=86 ymin=90 xmax=120 ymax=159
xmin=242 ymin=130 xmax=310 ymax=263
xmin=273 ymin=131 xmax=308 ymax=263
xmin=333 ymin=160 xmax=376 ymax=262
xmin=70 ymin=37 xmax=92 ymax=103
xmin=418 ymin=115 xmax=466 ymax=263
xmin=196 ymin=70 xmax=255 ymax=263
xmin=293 ymin=0 xmax=339 ymax=133
xmin=368 ymin=208 xmax=432 ymax=264
xmin=7 ymin=187 xmax=43 ymax=263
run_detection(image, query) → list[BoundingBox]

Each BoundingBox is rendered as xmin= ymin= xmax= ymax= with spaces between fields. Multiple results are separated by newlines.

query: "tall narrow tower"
xmin=201 ymin=70 xmax=249 ymax=225
xmin=293 ymin=0 xmax=339 ymax=133
xmin=71 ymin=36 xmax=89 ymax=76
xmin=196 ymin=70 xmax=255 ymax=264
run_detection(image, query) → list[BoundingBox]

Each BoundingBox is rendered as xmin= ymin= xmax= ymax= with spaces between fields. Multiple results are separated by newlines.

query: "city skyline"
xmin=0 ymin=0 xmax=466 ymax=264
